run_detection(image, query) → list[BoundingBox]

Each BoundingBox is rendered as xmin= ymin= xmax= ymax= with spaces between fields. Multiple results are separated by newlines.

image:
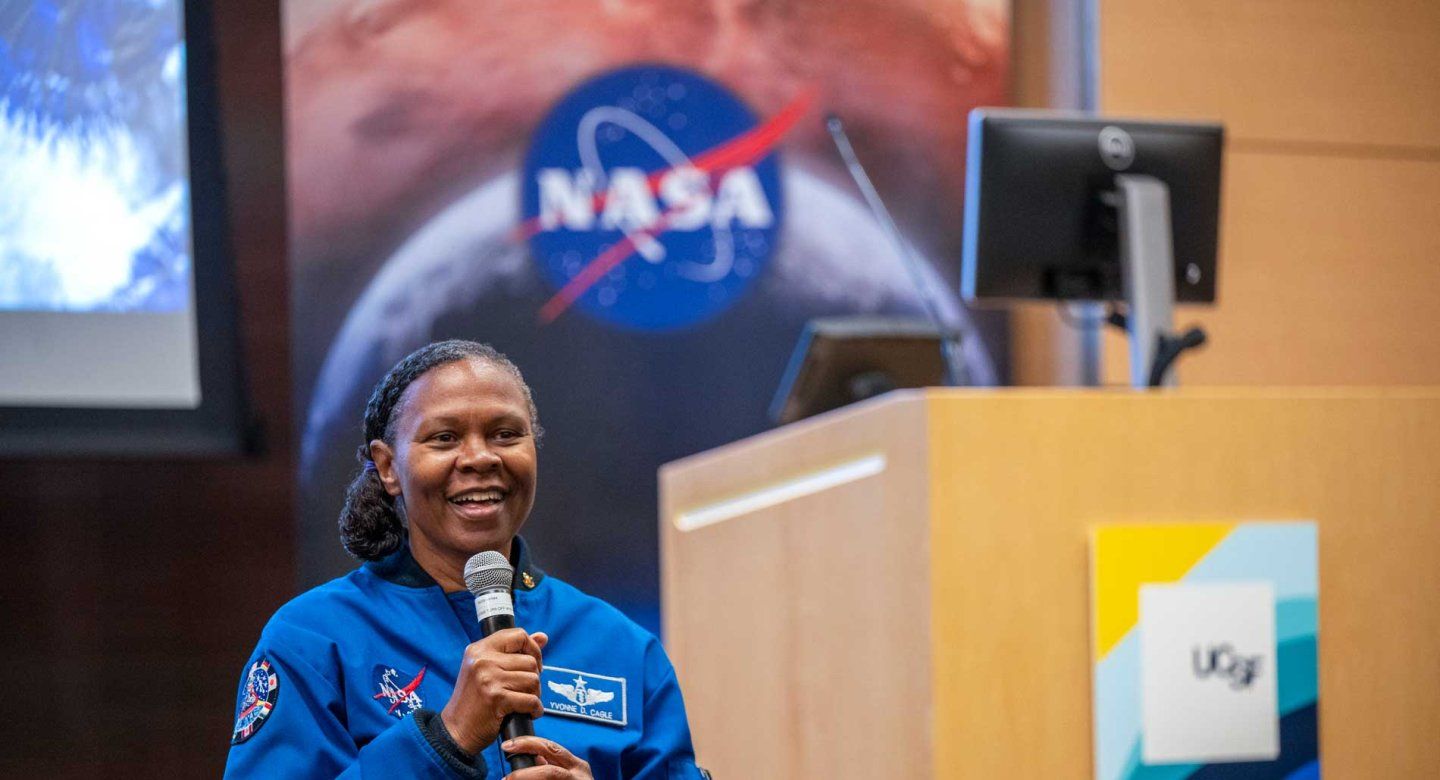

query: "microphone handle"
xmin=478 ymin=611 xmax=516 ymax=637
xmin=478 ymin=610 xmax=538 ymax=770
xmin=500 ymin=715 xmax=538 ymax=770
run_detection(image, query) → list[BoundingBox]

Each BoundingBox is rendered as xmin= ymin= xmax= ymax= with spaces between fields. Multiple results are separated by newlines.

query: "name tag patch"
xmin=541 ymin=666 xmax=627 ymax=727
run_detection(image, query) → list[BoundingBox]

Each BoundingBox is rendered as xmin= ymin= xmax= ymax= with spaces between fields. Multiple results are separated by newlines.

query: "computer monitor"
xmin=769 ymin=317 xmax=956 ymax=425
xmin=960 ymin=109 xmax=1223 ymax=386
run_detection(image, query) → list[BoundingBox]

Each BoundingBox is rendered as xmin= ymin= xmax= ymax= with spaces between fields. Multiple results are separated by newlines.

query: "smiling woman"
xmin=338 ymin=341 xmax=541 ymax=566
xmin=367 ymin=355 xmax=540 ymax=586
xmin=225 ymin=340 xmax=707 ymax=779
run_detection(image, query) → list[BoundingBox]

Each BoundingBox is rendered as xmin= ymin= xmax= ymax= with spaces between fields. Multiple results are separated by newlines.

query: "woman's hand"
xmin=440 ymin=629 xmax=549 ymax=754
xmin=500 ymin=736 xmax=594 ymax=779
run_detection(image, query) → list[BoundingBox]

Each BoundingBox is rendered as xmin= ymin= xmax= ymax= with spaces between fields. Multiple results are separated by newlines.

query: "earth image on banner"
xmin=284 ymin=0 xmax=1010 ymax=623
xmin=521 ymin=65 xmax=784 ymax=332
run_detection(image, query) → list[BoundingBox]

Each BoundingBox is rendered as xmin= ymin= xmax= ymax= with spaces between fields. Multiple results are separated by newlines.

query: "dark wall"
xmin=0 ymin=2 xmax=290 ymax=776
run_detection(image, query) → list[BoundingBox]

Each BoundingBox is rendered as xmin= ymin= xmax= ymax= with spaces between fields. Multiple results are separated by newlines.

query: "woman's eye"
xmin=431 ymin=432 xmax=458 ymax=443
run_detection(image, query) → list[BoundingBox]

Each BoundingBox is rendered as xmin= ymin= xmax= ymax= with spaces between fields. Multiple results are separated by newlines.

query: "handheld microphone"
xmin=464 ymin=551 xmax=537 ymax=771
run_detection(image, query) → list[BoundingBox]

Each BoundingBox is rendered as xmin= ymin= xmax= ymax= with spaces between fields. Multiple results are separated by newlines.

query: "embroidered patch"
xmin=541 ymin=666 xmax=627 ymax=727
xmin=232 ymin=659 xmax=279 ymax=744
xmin=372 ymin=664 xmax=427 ymax=718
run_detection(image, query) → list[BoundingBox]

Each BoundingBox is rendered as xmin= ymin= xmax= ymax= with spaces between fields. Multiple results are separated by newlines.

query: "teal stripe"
xmin=1278 ymin=635 xmax=1319 ymax=715
xmin=1276 ymin=597 xmax=1318 ymax=644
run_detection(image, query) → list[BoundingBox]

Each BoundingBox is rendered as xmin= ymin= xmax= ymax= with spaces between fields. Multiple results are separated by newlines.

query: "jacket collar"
xmin=366 ymin=535 xmax=546 ymax=592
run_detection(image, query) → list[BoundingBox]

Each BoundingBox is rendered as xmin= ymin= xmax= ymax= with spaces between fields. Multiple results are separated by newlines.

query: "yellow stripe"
xmin=1092 ymin=523 xmax=1234 ymax=659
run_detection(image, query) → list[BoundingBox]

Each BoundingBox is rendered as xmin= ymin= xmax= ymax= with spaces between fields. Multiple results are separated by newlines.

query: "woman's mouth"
xmin=448 ymin=488 xmax=507 ymax=517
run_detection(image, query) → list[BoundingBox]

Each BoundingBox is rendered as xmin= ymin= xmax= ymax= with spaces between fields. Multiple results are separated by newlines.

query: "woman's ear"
xmin=369 ymin=439 xmax=402 ymax=497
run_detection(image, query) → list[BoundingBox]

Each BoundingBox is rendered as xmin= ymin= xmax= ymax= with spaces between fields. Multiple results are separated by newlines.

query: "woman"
xmin=225 ymin=341 xmax=704 ymax=779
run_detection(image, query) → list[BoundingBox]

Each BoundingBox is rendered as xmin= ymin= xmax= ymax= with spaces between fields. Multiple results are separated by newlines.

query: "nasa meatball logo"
xmin=372 ymin=664 xmax=427 ymax=718
xmin=521 ymin=65 xmax=793 ymax=331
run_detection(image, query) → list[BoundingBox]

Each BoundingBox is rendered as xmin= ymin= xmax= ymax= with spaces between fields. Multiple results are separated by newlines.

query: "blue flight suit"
xmin=224 ymin=538 xmax=704 ymax=779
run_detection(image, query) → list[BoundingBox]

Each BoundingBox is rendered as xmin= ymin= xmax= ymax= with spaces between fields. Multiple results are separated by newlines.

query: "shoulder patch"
xmin=231 ymin=658 xmax=280 ymax=744
xmin=541 ymin=666 xmax=628 ymax=727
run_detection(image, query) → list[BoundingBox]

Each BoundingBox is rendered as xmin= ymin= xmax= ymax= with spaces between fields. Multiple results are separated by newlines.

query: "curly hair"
xmin=338 ymin=340 xmax=541 ymax=561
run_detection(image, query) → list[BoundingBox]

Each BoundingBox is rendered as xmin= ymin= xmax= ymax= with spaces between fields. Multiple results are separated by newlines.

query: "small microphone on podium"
xmin=464 ymin=551 xmax=537 ymax=771
xmin=825 ymin=112 xmax=968 ymax=386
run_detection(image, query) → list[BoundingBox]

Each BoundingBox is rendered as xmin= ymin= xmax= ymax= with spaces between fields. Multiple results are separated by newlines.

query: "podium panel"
xmin=660 ymin=389 xmax=1440 ymax=778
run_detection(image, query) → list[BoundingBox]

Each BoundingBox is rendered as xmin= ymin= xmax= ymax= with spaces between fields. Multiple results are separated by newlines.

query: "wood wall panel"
xmin=1098 ymin=0 xmax=1440 ymax=149
xmin=1103 ymin=149 xmax=1440 ymax=385
xmin=1078 ymin=0 xmax=1440 ymax=387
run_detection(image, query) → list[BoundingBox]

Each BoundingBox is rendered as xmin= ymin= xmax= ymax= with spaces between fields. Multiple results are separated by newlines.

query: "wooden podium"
xmin=659 ymin=389 xmax=1440 ymax=778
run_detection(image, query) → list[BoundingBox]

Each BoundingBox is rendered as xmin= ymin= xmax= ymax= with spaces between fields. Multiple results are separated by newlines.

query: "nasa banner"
xmin=284 ymin=0 xmax=1011 ymax=630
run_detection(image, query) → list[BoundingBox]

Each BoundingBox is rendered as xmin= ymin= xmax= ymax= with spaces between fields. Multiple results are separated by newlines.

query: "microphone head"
xmin=463 ymin=550 xmax=513 ymax=595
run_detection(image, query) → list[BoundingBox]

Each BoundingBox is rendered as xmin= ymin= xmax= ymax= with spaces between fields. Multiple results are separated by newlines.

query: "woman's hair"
xmin=338 ymin=340 xmax=541 ymax=561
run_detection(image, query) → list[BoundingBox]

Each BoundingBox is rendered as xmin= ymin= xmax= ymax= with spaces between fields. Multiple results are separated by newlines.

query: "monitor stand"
xmin=1114 ymin=174 xmax=1177 ymax=387
xmin=1109 ymin=174 xmax=1207 ymax=388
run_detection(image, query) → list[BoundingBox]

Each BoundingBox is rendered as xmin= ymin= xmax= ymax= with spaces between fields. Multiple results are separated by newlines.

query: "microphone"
xmin=825 ymin=113 xmax=968 ymax=386
xmin=464 ymin=551 xmax=538 ymax=771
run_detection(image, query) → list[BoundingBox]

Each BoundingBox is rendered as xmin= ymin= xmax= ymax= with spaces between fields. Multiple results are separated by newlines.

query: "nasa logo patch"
xmin=521 ymin=65 xmax=794 ymax=331
xmin=372 ymin=664 xmax=428 ymax=719
xmin=231 ymin=659 xmax=279 ymax=744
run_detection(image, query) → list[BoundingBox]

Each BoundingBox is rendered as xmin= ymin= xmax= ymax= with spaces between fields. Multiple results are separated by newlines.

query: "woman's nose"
xmin=456 ymin=439 xmax=501 ymax=469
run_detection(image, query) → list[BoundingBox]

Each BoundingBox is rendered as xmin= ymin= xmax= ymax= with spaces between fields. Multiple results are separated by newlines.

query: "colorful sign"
xmin=1091 ymin=522 xmax=1319 ymax=780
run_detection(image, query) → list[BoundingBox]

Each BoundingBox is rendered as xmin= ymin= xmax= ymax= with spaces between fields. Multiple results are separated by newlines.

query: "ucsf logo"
xmin=1191 ymin=643 xmax=1263 ymax=690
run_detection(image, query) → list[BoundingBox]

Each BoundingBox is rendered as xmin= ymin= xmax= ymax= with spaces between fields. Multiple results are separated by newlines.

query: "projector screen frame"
xmin=0 ymin=0 xmax=254 ymax=458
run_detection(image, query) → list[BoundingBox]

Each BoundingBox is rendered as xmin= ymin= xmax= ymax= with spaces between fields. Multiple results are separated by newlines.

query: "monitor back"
xmin=961 ymin=109 xmax=1223 ymax=304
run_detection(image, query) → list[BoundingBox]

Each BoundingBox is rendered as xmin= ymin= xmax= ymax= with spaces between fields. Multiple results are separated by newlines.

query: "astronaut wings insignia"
xmin=542 ymin=667 xmax=627 ymax=726
xmin=548 ymin=675 xmax=614 ymax=706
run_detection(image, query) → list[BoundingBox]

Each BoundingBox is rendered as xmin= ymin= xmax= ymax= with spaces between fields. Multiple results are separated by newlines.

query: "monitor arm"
xmin=1108 ymin=174 xmax=1207 ymax=387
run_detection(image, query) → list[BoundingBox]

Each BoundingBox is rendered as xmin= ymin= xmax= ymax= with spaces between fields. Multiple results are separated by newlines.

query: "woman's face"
xmin=372 ymin=358 xmax=538 ymax=564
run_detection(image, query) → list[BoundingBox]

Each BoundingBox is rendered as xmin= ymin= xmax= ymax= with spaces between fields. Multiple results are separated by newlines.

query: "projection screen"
xmin=0 ymin=0 xmax=249 ymax=455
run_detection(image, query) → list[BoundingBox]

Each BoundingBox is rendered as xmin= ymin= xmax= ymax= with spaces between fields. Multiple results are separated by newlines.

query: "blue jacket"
xmin=224 ymin=538 xmax=703 ymax=779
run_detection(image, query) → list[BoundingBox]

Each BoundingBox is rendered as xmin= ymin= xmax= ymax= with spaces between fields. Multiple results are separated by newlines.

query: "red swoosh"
xmin=374 ymin=666 xmax=428 ymax=715
xmin=529 ymin=87 xmax=817 ymax=324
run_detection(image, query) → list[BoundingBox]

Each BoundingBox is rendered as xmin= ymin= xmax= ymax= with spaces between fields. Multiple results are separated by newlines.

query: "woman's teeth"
xmin=453 ymin=492 xmax=503 ymax=505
